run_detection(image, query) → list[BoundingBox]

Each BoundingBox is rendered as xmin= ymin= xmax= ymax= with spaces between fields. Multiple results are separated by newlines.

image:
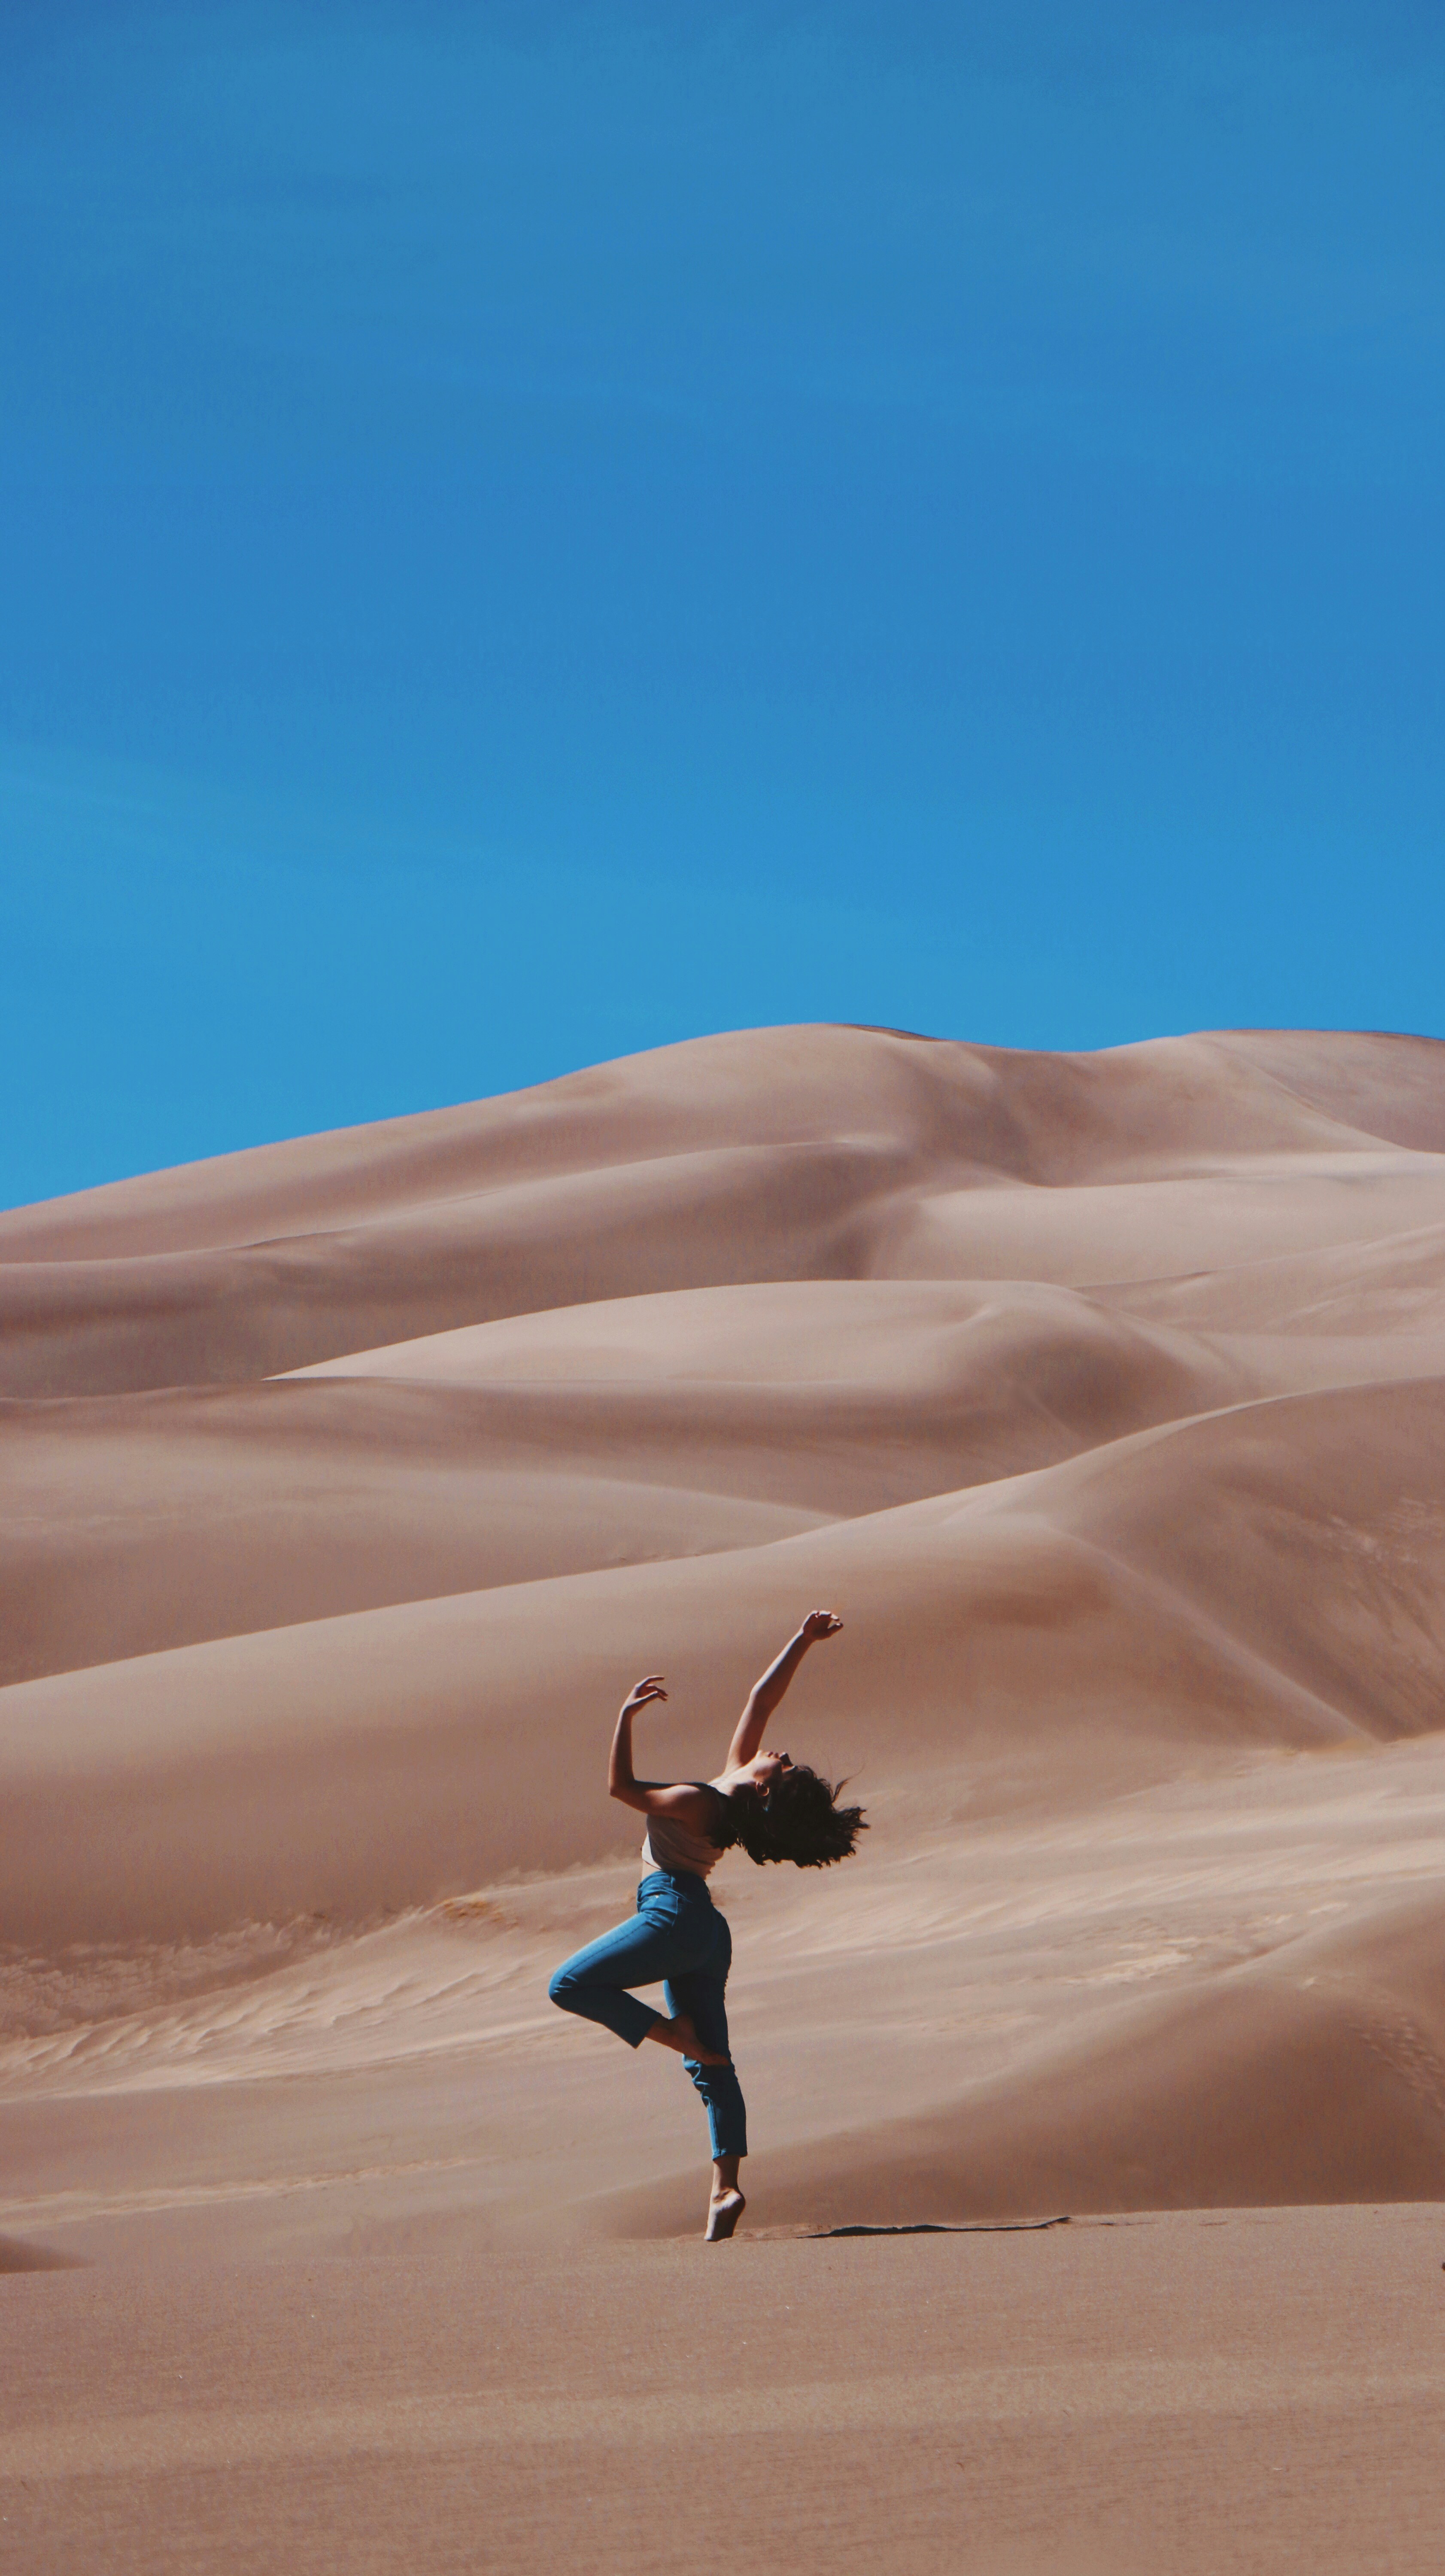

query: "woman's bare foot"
xmin=644 ymin=2012 xmax=730 ymax=2067
xmin=705 ymin=2186 xmax=746 ymax=2241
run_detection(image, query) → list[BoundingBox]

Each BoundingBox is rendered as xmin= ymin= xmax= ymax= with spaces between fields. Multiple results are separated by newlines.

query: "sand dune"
xmin=6 ymin=1366 xmax=1445 ymax=1951
xmin=8 ymin=1025 xmax=1445 ymax=1402
xmin=0 ymin=1377 xmax=826 ymax=1686
xmin=12 ymin=1268 xmax=1445 ymax=1686
xmin=9 ymin=1024 xmax=1425 ymax=1268
xmin=1111 ymin=1218 xmax=1445 ymax=1333
xmin=4 ymin=1021 xmax=1445 ymax=2270
xmin=601 ymin=1880 xmax=1445 ymax=2236
xmin=0 ymin=1280 xmax=1267 ymax=1682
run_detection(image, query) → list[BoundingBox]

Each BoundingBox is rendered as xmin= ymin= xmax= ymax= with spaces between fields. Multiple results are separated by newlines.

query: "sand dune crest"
xmin=4 ymin=1021 xmax=1445 ymax=2244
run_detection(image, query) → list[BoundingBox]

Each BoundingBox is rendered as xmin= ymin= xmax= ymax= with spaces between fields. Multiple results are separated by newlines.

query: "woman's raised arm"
xmin=724 ymin=1612 xmax=843 ymax=1771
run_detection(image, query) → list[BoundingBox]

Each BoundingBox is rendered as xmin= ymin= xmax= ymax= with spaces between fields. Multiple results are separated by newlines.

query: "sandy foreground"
xmin=5 ymin=1022 xmax=1445 ymax=2570
xmin=4 ymin=2210 xmax=1445 ymax=2574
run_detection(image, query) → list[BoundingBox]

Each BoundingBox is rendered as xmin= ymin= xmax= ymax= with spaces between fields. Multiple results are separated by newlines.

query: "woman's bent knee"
xmin=548 ymin=1964 xmax=580 ymax=2012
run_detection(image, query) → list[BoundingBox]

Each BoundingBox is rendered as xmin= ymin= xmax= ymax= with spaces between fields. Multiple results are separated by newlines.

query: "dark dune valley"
xmin=6 ymin=1021 xmax=1445 ymax=2573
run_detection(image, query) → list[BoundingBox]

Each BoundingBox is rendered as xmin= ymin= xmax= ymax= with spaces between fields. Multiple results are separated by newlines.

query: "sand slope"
xmin=4 ymin=1021 xmax=1445 ymax=2251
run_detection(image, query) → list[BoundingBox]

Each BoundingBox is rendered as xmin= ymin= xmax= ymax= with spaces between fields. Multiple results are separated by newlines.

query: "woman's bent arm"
xmin=609 ymin=1674 xmax=665 ymax=1807
xmin=609 ymin=1677 xmax=716 ymax=1828
xmin=725 ymin=1611 xmax=842 ymax=1771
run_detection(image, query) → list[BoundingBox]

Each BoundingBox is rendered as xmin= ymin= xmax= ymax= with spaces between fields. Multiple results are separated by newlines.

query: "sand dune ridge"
xmin=4 ymin=1021 xmax=1445 ymax=2242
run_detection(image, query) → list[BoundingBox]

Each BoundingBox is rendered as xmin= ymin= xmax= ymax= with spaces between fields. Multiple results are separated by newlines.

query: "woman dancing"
xmin=548 ymin=1610 xmax=865 ymax=2240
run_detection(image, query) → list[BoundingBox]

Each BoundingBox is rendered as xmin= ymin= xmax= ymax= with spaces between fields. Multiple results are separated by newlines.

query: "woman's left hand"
xmin=622 ymin=1674 xmax=668 ymax=1714
xmin=799 ymin=1610 xmax=843 ymax=1642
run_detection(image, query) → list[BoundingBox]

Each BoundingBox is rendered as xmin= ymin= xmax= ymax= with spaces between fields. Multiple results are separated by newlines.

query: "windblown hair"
xmin=713 ymin=1766 xmax=867 ymax=1869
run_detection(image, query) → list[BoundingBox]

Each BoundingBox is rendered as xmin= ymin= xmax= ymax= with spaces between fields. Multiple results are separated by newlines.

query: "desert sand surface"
xmin=6 ymin=2210 xmax=1445 ymax=2575
xmin=5 ymin=1021 xmax=1445 ymax=2571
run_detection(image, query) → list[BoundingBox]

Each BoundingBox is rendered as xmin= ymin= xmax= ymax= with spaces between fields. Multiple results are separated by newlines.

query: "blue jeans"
xmin=548 ymin=1870 xmax=747 ymax=2160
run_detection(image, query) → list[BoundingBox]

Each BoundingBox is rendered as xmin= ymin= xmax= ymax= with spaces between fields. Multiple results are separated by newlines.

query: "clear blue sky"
xmin=5 ymin=1 xmax=1444 ymax=1207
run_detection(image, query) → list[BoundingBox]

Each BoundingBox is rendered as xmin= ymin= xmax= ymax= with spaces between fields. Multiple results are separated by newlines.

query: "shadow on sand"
xmin=811 ymin=2215 xmax=1071 ymax=2238
xmin=0 ymin=2233 xmax=90 ymax=2274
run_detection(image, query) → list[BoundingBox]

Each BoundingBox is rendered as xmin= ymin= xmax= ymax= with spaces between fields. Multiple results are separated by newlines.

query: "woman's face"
xmin=748 ymin=1748 xmax=793 ymax=1790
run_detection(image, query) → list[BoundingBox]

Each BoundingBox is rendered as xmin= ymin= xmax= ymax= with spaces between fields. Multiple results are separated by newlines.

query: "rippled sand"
xmin=5 ymin=1024 xmax=1445 ymax=2569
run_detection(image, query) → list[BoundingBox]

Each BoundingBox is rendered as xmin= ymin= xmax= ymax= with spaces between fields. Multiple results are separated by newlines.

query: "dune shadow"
xmin=0 ymin=2233 xmax=89 ymax=2274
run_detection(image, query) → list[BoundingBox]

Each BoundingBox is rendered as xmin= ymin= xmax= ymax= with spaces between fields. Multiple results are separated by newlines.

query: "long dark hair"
xmin=711 ymin=1766 xmax=866 ymax=1869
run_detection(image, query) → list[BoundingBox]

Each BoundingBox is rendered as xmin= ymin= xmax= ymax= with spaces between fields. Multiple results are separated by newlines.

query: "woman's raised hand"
xmin=799 ymin=1610 xmax=843 ymax=1642
xmin=622 ymin=1674 xmax=668 ymax=1713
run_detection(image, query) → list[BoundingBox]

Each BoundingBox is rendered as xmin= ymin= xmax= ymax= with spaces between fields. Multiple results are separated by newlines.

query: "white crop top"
xmin=642 ymin=1792 xmax=726 ymax=1882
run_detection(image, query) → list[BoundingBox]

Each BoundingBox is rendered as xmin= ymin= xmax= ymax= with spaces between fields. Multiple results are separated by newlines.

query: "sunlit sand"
xmin=4 ymin=1023 xmax=1445 ymax=2571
